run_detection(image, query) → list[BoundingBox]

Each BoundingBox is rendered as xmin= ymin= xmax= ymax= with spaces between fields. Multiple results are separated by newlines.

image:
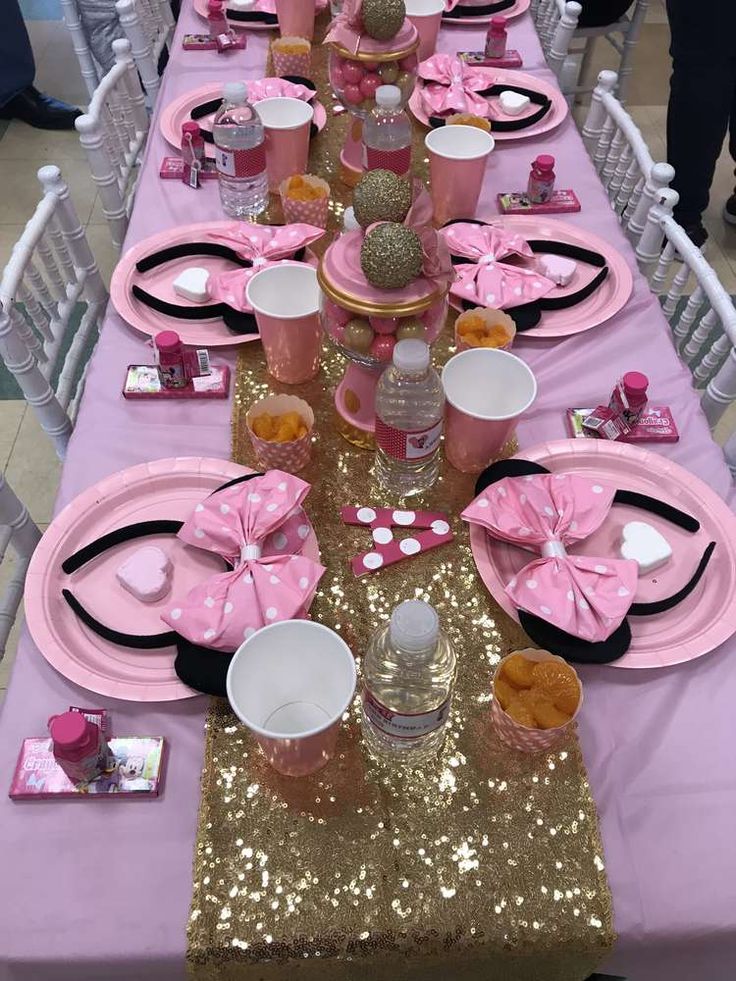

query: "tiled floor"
xmin=1 ymin=1 xmax=736 ymax=697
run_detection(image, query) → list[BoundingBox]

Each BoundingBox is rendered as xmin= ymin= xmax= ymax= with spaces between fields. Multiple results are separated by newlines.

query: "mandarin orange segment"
xmin=531 ymin=661 xmax=580 ymax=715
xmin=251 ymin=410 xmax=308 ymax=443
xmin=500 ymin=652 xmax=536 ymax=689
xmin=494 ymin=675 xmax=516 ymax=710
xmin=505 ymin=697 xmax=536 ymax=728
xmin=530 ymin=698 xmax=571 ymax=730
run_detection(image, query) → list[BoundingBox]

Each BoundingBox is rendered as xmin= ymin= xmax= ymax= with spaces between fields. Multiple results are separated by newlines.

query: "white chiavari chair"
xmin=636 ymin=188 xmax=736 ymax=476
xmin=115 ymin=0 xmax=174 ymax=106
xmin=0 ymin=473 xmax=41 ymax=663
xmin=0 ymin=166 xmax=108 ymax=460
xmin=75 ymin=38 xmax=149 ymax=251
xmin=582 ymin=69 xmax=674 ymax=246
xmin=59 ymin=0 xmax=105 ymax=100
xmin=534 ymin=0 xmax=649 ymax=104
xmin=533 ymin=0 xmax=581 ymax=93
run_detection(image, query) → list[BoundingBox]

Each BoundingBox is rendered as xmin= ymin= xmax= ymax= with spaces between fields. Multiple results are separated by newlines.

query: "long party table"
xmin=1 ymin=4 xmax=735 ymax=980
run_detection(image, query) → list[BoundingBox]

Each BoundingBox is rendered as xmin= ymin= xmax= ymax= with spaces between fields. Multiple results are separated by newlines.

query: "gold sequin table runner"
xmin=186 ymin=14 xmax=613 ymax=980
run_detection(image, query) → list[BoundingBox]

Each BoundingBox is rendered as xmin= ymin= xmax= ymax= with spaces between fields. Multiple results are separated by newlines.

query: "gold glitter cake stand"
xmin=186 ymin=12 xmax=614 ymax=981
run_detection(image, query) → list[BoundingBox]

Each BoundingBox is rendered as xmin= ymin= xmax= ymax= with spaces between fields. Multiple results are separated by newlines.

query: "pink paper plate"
xmin=442 ymin=0 xmax=530 ymax=25
xmin=409 ymin=66 xmax=567 ymax=141
xmin=469 ymin=439 xmax=736 ymax=669
xmin=448 ymin=215 xmax=633 ymax=339
xmin=110 ymin=220 xmax=313 ymax=347
xmin=192 ymin=0 xmax=329 ymax=31
xmin=160 ymin=81 xmax=327 ymax=160
xmin=24 ymin=457 xmax=321 ymax=701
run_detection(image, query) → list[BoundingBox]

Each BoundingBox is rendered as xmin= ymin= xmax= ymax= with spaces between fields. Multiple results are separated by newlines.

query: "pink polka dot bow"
xmin=462 ymin=474 xmax=640 ymax=643
xmin=208 ymin=223 xmax=326 ymax=313
xmin=418 ymin=54 xmax=495 ymax=118
xmin=441 ymin=223 xmax=556 ymax=310
xmin=161 ymin=471 xmax=325 ymax=652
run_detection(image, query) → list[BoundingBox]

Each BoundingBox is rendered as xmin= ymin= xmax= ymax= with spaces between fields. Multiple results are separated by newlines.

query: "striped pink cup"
xmin=441 ymin=347 xmax=537 ymax=472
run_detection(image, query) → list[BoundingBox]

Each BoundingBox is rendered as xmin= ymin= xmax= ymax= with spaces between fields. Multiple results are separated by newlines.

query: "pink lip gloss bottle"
xmin=48 ymin=711 xmax=107 ymax=784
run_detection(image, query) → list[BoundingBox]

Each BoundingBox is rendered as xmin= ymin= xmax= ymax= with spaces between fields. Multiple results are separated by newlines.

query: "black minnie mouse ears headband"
xmin=429 ymin=83 xmax=552 ymax=132
xmin=443 ymin=218 xmax=609 ymax=331
xmin=60 ymin=473 xmax=263 ymax=696
xmin=443 ymin=0 xmax=516 ymax=18
xmin=474 ymin=459 xmax=716 ymax=664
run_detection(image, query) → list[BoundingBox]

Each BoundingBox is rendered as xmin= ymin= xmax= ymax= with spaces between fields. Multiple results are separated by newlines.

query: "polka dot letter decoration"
xmin=341 ymin=506 xmax=455 ymax=577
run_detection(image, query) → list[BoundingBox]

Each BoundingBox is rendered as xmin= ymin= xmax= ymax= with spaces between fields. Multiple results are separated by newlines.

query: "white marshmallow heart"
xmin=116 ymin=546 xmax=173 ymax=603
xmin=228 ymin=0 xmax=255 ymax=8
xmin=538 ymin=254 xmax=577 ymax=286
xmin=172 ymin=267 xmax=211 ymax=303
xmin=499 ymin=90 xmax=530 ymax=116
xmin=620 ymin=521 xmax=672 ymax=575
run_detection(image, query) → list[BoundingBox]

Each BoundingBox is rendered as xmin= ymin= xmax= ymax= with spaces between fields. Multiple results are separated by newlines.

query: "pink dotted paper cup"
xmin=226 ymin=620 xmax=357 ymax=777
xmin=491 ymin=649 xmax=583 ymax=754
xmin=245 ymin=394 xmax=314 ymax=473
xmin=279 ymin=175 xmax=330 ymax=229
xmin=271 ymin=38 xmax=312 ymax=79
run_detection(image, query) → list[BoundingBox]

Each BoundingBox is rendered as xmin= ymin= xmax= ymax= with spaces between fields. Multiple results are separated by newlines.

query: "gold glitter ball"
xmin=362 ymin=0 xmax=406 ymax=41
xmin=352 ymin=169 xmax=412 ymax=229
xmin=361 ymin=222 xmax=423 ymax=289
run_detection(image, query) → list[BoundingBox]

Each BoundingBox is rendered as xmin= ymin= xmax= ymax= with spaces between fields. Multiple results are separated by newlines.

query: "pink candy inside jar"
xmin=321 ymin=296 xmax=447 ymax=363
xmin=329 ymin=51 xmax=418 ymax=116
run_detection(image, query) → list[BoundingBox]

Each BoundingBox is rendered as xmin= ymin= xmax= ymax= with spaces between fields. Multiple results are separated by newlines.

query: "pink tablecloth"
xmin=1 ymin=5 xmax=735 ymax=981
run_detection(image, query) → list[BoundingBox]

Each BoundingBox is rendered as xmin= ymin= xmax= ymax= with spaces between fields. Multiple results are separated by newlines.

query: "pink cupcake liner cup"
xmin=441 ymin=347 xmax=537 ymax=472
xmin=226 ymin=620 xmax=357 ymax=777
xmin=255 ymin=97 xmax=314 ymax=193
xmin=491 ymin=649 xmax=583 ymax=754
xmin=454 ymin=308 xmax=517 ymax=353
xmin=279 ymin=176 xmax=330 ymax=229
xmin=271 ymin=40 xmax=312 ymax=79
xmin=246 ymin=394 xmax=315 ymax=472
xmin=425 ymin=125 xmax=495 ymax=225
xmin=246 ymin=264 xmax=322 ymax=384
xmin=275 ymin=0 xmax=316 ymax=39
xmin=406 ymin=0 xmax=445 ymax=61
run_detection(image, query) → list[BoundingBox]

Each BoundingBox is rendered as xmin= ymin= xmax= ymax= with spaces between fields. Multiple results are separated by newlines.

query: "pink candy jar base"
xmin=340 ymin=119 xmax=364 ymax=187
xmin=335 ymin=361 xmax=381 ymax=447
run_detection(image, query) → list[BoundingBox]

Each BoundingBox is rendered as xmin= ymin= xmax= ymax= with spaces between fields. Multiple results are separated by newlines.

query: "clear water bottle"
xmin=213 ymin=81 xmax=268 ymax=219
xmin=362 ymin=84 xmax=412 ymax=176
xmin=374 ymin=339 xmax=444 ymax=497
xmin=362 ymin=600 xmax=457 ymax=764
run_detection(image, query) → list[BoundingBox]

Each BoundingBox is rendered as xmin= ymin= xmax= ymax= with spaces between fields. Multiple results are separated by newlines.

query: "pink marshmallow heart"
xmin=116 ymin=546 xmax=173 ymax=603
xmin=537 ymin=254 xmax=577 ymax=286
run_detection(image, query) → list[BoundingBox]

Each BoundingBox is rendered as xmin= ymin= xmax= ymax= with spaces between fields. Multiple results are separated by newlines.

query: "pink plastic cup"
xmin=425 ymin=125 xmax=495 ymax=225
xmin=441 ymin=348 xmax=537 ymax=472
xmin=406 ymin=0 xmax=445 ymax=61
xmin=246 ymin=264 xmax=322 ymax=384
xmin=255 ymin=97 xmax=314 ymax=192
xmin=275 ymin=0 xmax=316 ymax=39
xmin=226 ymin=620 xmax=357 ymax=777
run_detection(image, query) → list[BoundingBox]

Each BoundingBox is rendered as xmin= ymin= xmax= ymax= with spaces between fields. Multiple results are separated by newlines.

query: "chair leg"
xmin=577 ymin=36 xmax=597 ymax=98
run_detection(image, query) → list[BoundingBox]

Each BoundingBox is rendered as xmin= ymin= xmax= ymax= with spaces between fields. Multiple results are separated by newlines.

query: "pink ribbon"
xmin=440 ymin=223 xmax=556 ymax=309
xmin=325 ymin=0 xmax=364 ymax=55
xmin=418 ymin=53 xmax=492 ymax=117
xmin=403 ymin=179 xmax=453 ymax=290
xmin=161 ymin=471 xmax=325 ymax=652
xmin=207 ymin=223 xmax=325 ymax=312
xmin=462 ymin=474 xmax=640 ymax=643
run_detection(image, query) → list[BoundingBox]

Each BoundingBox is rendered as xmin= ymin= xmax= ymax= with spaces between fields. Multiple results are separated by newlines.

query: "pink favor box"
xmin=497 ymin=190 xmax=581 ymax=215
xmin=10 ymin=737 xmax=166 ymax=800
xmin=459 ymin=50 xmax=523 ymax=68
xmin=567 ymin=406 xmax=680 ymax=443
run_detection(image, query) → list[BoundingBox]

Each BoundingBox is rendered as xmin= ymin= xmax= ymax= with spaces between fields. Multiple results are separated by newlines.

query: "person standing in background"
xmin=666 ymin=0 xmax=736 ymax=247
xmin=0 ymin=0 xmax=82 ymax=129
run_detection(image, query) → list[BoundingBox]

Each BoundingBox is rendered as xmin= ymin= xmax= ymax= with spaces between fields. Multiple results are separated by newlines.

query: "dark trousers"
xmin=0 ymin=0 xmax=35 ymax=108
xmin=666 ymin=0 xmax=736 ymax=228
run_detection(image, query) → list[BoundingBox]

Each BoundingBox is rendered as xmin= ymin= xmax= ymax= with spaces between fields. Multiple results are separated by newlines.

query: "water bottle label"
xmin=214 ymin=143 xmax=266 ymax=179
xmin=364 ymin=145 xmax=411 ymax=175
xmin=375 ymin=417 xmax=442 ymax=461
xmin=363 ymin=689 xmax=451 ymax=740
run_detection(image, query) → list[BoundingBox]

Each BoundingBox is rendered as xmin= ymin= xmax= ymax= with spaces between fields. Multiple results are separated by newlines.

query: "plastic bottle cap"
xmin=490 ymin=15 xmax=507 ymax=29
xmin=48 ymin=712 xmax=87 ymax=749
xmin=535 ymin=154 xmax=555 ymax=170
xmin=182 ymin=121 xmax=201 ymax=136
xmin=393 ymin=339 xmax=430 ymax=373
xmin=223 ymin=81 xmax=248 ymax=105
xmin=390 ymin=600 xmax=440 ymax=653
xmin=207 ymin=0 xmax=223 ymax=10
xmin=623 ymin=370 xmax=649 ymax=393
xmin=343 ymin=206 xmax=360 ymax=232
xmin=155 ymin=330 xmax=181 ymax=353
xmin=375 ymin=85 xmax=402 ymax=109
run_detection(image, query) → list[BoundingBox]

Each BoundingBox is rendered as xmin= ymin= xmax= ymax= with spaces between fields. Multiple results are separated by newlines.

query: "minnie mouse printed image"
xmin=117 ymin=754 xmax=153 ymax=792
